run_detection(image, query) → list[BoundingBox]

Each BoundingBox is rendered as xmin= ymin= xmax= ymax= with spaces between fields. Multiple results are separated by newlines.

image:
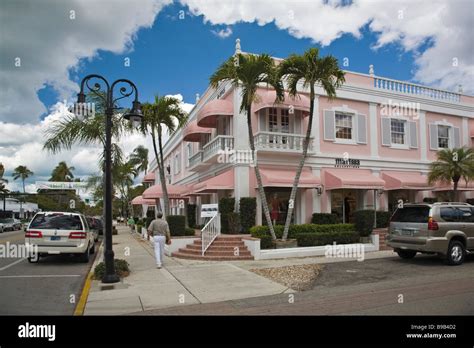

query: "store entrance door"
xmin=331 ymin=189 xmax=358 ymax=223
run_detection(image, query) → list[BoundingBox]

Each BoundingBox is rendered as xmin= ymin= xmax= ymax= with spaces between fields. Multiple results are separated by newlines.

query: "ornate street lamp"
xmin=74 ymin=75 xmax=142 ymax=283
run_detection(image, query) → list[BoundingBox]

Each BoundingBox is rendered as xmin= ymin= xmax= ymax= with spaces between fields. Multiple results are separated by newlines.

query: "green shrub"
xmin=239 ymin=197 xmax=256 ymax=233
xmin=259 ymin=235 xmax=274 ymax=249
xmin=311 ymin=213 xmax=338 ymax=225
xmin=423 ymin=197 xmax=438 ymax=203
xmin=296 ymin=231 xmax=360 ymax=247
xmin=93 ymin=259 xmax=130 ymax=279
xmin=219 ymin=197 xmax=235 ymax=234
xmin=227 ymin=212 xmax=241 ymax=234
xmin=249 ymin=223 xmax=355 ymax=240
xmin=187 ymin=204 xmax=197 ymax=228
xmin=375 ymin=211 xmax=391 ymax=228
xmin=166 ymin=215 xmax=186 ymax=236
xmin=184 ymin=227 xmax=195 ymax=236
xmin=354 ymin=210 xmax=375 ymax=237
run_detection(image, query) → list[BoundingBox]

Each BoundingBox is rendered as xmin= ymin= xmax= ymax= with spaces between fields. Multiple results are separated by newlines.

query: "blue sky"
xmin=38 ymin=2 xmax=417 ymax=116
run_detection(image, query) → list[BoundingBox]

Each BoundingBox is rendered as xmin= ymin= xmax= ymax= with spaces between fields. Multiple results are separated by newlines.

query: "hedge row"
xmin=311 ymin=213 xmax=338 ymax=224
xmin=296 ymin=231 xmax=360 ymax=247
xmin=249 ymin=223 xmax=355 ymax=240
xmin=166 ymin=215 xmax=186 ymax=236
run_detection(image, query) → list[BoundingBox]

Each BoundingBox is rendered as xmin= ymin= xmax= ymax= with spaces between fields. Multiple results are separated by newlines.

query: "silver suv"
xmin=387 ymin=202 xmax=474 ymax=265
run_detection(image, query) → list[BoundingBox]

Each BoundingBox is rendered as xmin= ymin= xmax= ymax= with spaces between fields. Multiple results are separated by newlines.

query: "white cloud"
xmin=182 ymin=0 xmax=474 ymax=93
xmin=0 ymin=0 xmax=171 ymax=124
xmin=211 ymin=27 xmax=233 ymax=39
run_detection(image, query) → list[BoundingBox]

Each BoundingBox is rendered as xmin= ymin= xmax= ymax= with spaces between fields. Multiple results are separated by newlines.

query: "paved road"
xmin=0 ymin=229 xmax=98 ymax=315
xmin=137 ymin=253 xmax=474 ymax=315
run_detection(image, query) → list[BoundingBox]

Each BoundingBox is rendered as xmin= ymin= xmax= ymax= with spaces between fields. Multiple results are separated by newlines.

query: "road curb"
xmin=73 ymin=238 xmax=104 ymax=316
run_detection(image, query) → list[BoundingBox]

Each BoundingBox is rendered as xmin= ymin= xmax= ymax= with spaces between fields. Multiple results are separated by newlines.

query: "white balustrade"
xmin=374 ymin=77 xmax=461 ymax=102
xmin=201 ymin=213 xmax=220 ymax=255
xmin=254 ymin=132 xmax=313 ymax=152
xmin=188 ymin=150 xmax=202 ymax=168
xmin=202 ymin=135 xmax=234 ymax=161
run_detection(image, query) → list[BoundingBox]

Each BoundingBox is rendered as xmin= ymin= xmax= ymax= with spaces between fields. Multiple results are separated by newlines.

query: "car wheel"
xmin=80 ymin=245 xmax=90 ymax=263
xmin=396 ymin=249 xmax=417 ymax=259
xmin=446 ymin=240 xmax=465 ymax=266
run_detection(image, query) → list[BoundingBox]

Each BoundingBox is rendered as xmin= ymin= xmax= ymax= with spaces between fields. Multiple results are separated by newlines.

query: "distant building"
xmin=0 ymin=198 xmax=39 ymax=219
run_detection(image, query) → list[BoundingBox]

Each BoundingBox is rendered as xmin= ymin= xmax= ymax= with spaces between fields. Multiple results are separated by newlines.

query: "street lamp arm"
xmin=80 ymin=74 xmax=111 ymax=105
xmin=111 ymin=79 xmax=139 ymax=105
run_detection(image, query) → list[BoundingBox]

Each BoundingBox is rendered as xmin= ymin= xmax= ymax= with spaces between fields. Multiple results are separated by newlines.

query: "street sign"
xmin=36 ymin=181 xmax=88 ymax=190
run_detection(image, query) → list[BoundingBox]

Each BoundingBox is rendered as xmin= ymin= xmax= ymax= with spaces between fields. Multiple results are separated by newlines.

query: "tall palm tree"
xmin=210 ymin=53 xmax=284 ymax=240
xmin=279 ymin=48 xmax=345 ymax=241
xmin=12 ymin=165 xmax=34 ymax=193
xmin=428 ymin=147 xmax=474 ymax=202
xmin=50 ymin=161 xmax=75 ymax=182
xmin=141 ymin=95 xmax=187 ymax=216
xmin=129 ymin=145 xmax=149 ymax=175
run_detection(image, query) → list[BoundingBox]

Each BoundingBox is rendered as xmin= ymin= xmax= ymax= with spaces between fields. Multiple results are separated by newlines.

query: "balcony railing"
xmin=202 ymin=135 xmax=234 ymax=162
xmin=188 ymin=150 xmax=203 ymax=168
xmin=374 ymin=77 xmax=461 ymax=103
xmin=254 ymin=132 xmax=313 ymax=152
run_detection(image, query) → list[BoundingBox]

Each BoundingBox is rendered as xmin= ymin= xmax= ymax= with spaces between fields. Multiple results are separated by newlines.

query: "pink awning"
xmin=197 ymin=99 xmax=233 ymax=128
xmin=382 ymin=171 xmax=433 ymax=190
xmin=131 ymin=195 xmax=156 ymax=205
xmin=142 ymin=172 xmax=155 ymax=183
xmin=182 ymin=120 xmax=211 ymax=142
xmin=256 ymin=167 xmax=320 ymax=188
xmin=193 ymin=170 xmax=234 ymax=193
xmin=142 ymin=184 xmax=188 ymax=199
xmin=325 ymin=169 xmax=385 ymax=190
xmin=253 ymin=89 xmax=311 ymax=114
xmin=434 ymin=179 xmax=474 ymax=191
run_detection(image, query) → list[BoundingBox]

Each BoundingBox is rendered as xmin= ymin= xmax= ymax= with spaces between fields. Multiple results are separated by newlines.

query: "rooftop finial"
xmin=458 ymin=84 xmax=463 ymax=93
xmin=369 ymin=64 xmax=374 ymax=77
xmin=235 ymin=38 xmax=241 ymax=55
xmin=196 ymin=93 xmax=200 ymax=103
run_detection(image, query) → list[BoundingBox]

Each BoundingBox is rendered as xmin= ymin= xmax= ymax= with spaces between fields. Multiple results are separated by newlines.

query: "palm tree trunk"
xmin=22 ymin=178 xmax=25 ymax=193
xmin=453 ymin=178 xmax=459 ymax=202
xmin=246 ymin=105 xmax=277 ymax=240
xmin=151 ymin=128 xmax=169 ymax=217
xmin=157 ymin=125 xmax=171 ymax=217
xmin=282 ymin=86 xmax=315 ymax=241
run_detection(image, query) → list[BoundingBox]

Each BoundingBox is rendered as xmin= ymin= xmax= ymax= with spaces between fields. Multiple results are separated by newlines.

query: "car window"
xmin=456 ymin=207 xmax=474 ymax=223
xmin=440 ymin=207 xmax=459 ymax=222
xmin=391 ymin=206 xmax=430 ymax=223
xmin=30 ymin=213 xmax=84 ymax=230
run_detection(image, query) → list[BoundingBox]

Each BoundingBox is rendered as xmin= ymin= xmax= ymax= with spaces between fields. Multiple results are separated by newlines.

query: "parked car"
xmin=86 ymin=217 xmax=100 ymax=242
xmin=25 ymin=211 xmax=95 ymax=263
xmin=13 ymin=218 xmax=22 ymax=230
xmin=0 ymin=218 xmax=15 ymax=232
xmin=387 ymin=202 xmax=474 ymax=265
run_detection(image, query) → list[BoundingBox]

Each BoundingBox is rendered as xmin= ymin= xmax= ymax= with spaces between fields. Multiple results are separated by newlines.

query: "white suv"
xmin=25 ymin=211 xmax=95 ymax=263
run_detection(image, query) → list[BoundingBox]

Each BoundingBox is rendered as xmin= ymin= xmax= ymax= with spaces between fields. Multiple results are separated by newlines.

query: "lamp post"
xmin=74 ymin=74 xmax=142 ymax=284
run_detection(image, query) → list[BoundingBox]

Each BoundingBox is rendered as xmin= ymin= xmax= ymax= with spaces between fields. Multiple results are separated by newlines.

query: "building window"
xmin=268 ymin=108 xmax=278 ymax=132
xmin=390 ymin=119 xmax=406 ymax=145
xmin=335 ymin=113 xmax=353 ymax=140
xmin=438 ymin=125 xmax=450 ymax=148
xmin=186 ymin=144 xmax=192 ymax=167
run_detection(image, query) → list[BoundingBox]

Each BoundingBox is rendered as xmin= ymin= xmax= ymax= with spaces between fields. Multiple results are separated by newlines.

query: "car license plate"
xmin=401 ymin=229 xmax=413 ymax=236
xmin=51 ymin=236 xmax=61 ymax=241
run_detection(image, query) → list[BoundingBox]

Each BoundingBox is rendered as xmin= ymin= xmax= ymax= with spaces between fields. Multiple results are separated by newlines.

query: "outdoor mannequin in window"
xmin=270 ymin=193 xmax=280 ymax=226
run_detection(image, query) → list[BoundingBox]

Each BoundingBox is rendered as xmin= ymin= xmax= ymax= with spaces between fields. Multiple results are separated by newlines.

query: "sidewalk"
xmin=84 ymin=226 xmax=290 ymax=315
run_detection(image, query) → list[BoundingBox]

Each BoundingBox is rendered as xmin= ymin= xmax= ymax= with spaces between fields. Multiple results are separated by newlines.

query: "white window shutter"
xmin=356 ymin=114 xmax=367 ymax=144
xmin=381 ymin=118 xmax=391 ymax=146
xmin=323 ymin=110 xmax=335 ymax=141
xmin=453 ymin=127 xmax=461 ymax=148
xmin=259 ymin=110 xmax=266 ymax=132
xmin=408 ymin=121 xmax=418 ymax=148
xmin=429 ymin=123 xmax=438 ymax=150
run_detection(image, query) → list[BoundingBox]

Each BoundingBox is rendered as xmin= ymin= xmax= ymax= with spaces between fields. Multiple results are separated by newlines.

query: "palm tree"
xmin=141 ymin=95 xmax=187 ymax=216
xmin=0 ymin=163 xmax=8 ymax=195
xmin=12 ymin=165 xmax=34 ymax=193
xmin=50 ymin=161 xmax=75 ymax=182
xmin=129 ymin=145 xmax=149 ymax=175
xmin=428 ymin=147 xmax=474 ymax=202
xmin=210 ymin=53 xmax=284 ymax=240
xmin=278 ymin=48 xmax=345 ymax=241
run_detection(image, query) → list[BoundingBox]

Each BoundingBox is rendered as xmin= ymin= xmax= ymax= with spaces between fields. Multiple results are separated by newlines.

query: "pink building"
xmin=143 ymin=40 xmax=474 ymax=226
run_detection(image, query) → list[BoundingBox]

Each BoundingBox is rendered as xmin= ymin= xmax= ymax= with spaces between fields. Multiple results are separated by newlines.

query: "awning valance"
xmin=197 ymin=99 xmax=233 ymax=128
xmin=324 ymin=169 xmax=385 ymax=190
xmin=253 ymin=89 xmax=311 ymax=114
xmin=131 ymin=195 xmax=156 ymax=205
xmin=142 ymin=184 xmax=188 ymax=199
xmin=192 ymin=170 xmax=234 ymax=193
xmin=142 ymin=172 xmax=155 ymax=183
xmin=256 ymin=167 xmax=320 ymax=188
xmin=381 ymin=171 xmax=433 ymax=190
xmin=183 ymin=120 xmax=212 ymax=142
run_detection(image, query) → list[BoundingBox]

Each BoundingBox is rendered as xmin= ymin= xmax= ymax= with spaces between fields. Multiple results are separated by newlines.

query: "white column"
xmin=299 ymin=189 xmax=306 ymax=224
xmin=311 ymin=96 xmax=320 ymax=154
xmin=256 ymin=193 xmax=262 ymax=225
xmin=369 ymin=103 xmax=379 ymax=158
xmin=234 ymin=166 xmax=250 ymax=212
xmin=419 ymin=110 xmax=427 ymax=161
xmin=233 ymin=85 xmax=250 ymax=151
xmin=312 ymin=168 xmax=321 ymax=213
